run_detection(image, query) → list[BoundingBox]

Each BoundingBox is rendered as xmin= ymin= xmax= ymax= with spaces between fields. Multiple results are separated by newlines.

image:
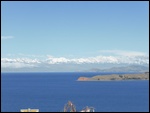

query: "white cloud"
xmin=46 ymin=56 xmax=70 ymax=64
xmin=1 ymin=51 xmax=149 ymax=69
xmin=99 ymin=50 xmax=147 ymax=57
xmin=1 ymin=58 xmax=40 ymax=68
xmin=1 ymin=62 xmax=35 ymax=68
xmin=46 ymin=55 xmax=149 ymax=65
xmin=1 ymin=36 xmax=14 ymax=39
xmin=1 ymin=58 xmax=41 ymax=64
xmin=18 ymin=53 xmax=45 ymax=58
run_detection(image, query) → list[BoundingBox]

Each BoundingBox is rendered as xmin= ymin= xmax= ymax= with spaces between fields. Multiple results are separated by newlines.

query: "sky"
xmin=1 ymin=1 xmax=149 ymax=72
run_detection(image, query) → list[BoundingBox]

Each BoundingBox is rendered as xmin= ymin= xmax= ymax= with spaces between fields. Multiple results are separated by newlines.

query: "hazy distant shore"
xmin=77 ymin=72 xmax=149 ymax=81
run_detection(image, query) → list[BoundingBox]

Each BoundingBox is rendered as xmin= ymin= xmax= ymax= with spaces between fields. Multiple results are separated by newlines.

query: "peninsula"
xmin=77 ymin=72 xmax=149 ymax=81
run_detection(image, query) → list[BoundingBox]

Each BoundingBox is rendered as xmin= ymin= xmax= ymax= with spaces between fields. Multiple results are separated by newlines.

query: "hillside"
xmin=87 ymin=65 xmax=149 ymax=72
xmin=77 ymin=72 xmax=149 ymax=81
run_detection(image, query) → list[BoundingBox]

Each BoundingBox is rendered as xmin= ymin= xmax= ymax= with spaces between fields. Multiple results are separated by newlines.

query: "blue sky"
xmin=1 ymin=1 xmax=149 ymax=71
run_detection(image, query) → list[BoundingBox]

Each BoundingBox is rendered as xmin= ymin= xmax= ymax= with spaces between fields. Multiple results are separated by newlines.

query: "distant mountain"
xmin=87 ymin=65 xmax=149 ymax=72
xmin=1 ymin=63 xmax=149 ymax=73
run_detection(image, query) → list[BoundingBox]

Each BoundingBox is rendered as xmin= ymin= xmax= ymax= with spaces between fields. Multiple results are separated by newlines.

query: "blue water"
xmin=1 ymin=72 xmax=149 ymax=112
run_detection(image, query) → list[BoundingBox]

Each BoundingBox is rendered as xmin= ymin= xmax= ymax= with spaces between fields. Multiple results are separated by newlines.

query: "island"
xmin=77 ymin=72 xmax=149 ymax=81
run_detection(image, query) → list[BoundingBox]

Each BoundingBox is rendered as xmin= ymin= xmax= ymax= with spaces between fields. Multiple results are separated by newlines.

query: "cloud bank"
xmin=1 ymin=58 xmax=40 ymax=68
xmin=99 ymin=50 xmax=147 ymax=57
xmin=1 ymin=36 xmax=14 ymax=39
xmin=1 ymin=53 xmax=149 ymax=69
xmin=45 ymin=55 xmax=148 ymax=64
